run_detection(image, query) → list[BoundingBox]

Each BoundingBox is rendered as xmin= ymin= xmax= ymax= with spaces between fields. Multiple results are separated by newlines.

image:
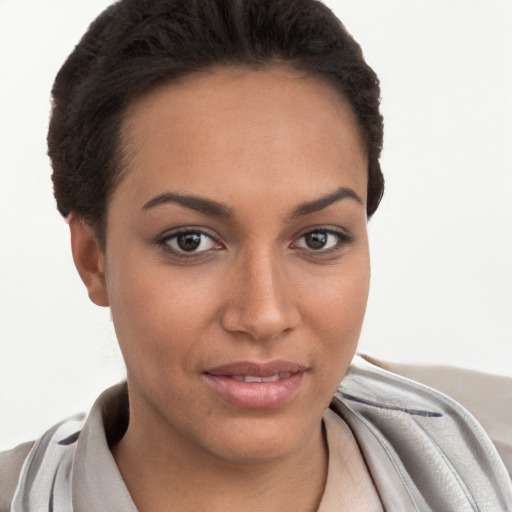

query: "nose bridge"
xmin=246 ymin=247 xmax=281 ymax=307
xmin=221 ymin=245 xmax=298 ymax=340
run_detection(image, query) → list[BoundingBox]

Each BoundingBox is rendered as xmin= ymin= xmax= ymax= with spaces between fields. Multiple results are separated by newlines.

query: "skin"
xmin=70 ymin=67 xmax=371 ymax=511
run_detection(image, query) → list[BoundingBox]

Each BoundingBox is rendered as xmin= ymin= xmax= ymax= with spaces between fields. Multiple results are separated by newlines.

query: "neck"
xmin=112 ymin=396 xmax=328 ymax=512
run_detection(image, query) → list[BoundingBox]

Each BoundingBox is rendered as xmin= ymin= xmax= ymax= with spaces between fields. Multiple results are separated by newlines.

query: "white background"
xmin=1 ymin=0 xmax=511 ymax=450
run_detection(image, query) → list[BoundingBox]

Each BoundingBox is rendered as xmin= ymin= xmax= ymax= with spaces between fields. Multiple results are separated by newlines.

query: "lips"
xmin=204 ymin=360 xmax=307 ymax=409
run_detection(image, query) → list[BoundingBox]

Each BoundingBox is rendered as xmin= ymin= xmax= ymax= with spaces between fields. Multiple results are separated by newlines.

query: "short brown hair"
xmin=48 ymin=0 xmax=384 ymax=245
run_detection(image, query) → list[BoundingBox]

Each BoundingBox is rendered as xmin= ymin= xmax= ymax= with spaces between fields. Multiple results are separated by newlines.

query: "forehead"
xmin=116 ymin=66 xmax=368 ymax=211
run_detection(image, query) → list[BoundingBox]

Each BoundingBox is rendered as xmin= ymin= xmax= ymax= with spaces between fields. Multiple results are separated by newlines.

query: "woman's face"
xmin=99 ymin=67 xmax=370 ymax=462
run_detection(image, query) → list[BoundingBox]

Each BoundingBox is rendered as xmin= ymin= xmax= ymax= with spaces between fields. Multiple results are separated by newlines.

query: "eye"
xmin=292 ymin=229 xmax=352 ymax=253
xmin=159 ymin=229 xmax=221 ymax=256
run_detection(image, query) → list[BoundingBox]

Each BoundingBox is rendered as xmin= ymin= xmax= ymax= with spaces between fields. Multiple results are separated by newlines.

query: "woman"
xmin=1 ymin=0 xmax=511 ymax=510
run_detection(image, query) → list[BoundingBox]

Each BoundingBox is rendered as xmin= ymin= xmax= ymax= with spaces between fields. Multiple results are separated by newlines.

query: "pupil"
xmin=177 ymin=233 xmax=201 ymax=251
xmin=306 ymin=232 xmax=327 ymax=249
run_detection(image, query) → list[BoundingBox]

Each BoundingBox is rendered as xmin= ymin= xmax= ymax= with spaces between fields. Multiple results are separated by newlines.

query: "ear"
xmin=68 ymin=213 xmax=110 ymax=307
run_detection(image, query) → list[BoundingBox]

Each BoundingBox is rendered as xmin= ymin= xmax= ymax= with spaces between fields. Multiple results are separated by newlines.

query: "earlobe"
xmin=68 ymin=213 xmax=110 ymax=307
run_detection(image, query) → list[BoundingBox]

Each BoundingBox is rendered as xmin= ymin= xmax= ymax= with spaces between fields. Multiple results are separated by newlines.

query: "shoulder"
xmin=1 ymin=384 xmax=128 ymax=511
xmin=331 ymin=354 xmax=512 ymax=510
xmin=360 ymin=353 xmax=512 ymax=473
xmin=0 ymin=441 xmax=34 ymax=512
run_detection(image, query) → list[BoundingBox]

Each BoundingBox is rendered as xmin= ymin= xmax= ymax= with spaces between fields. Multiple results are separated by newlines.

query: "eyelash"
xmin=156 ymin=227 xmax=353 ymax=259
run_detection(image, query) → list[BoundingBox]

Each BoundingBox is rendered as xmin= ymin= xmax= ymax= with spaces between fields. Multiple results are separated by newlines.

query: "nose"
xmin=220 ymin=249 xmax=300 ymax=342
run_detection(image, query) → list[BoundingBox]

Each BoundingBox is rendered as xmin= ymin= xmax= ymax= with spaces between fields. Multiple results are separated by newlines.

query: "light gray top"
xmin=2 ymin=356 xmax=511 ymax=511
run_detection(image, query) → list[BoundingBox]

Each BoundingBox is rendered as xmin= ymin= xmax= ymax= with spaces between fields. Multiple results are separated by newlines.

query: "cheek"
xmin=313 ymin=275 xmax=369 ymax=355
xmin=105 ymin=255 xmax=221 ymax=371
xmin=300 ymin=252 xmax=370 ymax=384
xmin=301 ymin=249 xmax=370 ymax=331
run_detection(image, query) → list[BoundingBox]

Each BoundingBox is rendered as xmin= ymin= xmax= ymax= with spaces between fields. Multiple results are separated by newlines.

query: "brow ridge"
xmin=290 ymin=187 xmax=362 ymax=218
xmin=142 ymin=187 xmax=361 ymax=219
xmin=142 ymin=192 xmax=232 ymax=217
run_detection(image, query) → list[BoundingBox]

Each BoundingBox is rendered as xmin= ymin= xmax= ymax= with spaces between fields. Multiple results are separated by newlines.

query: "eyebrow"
xmin=142 ymin=186 xmax=362 ymax=219
xmin=142 ymin=192 xmax=233 ymax=217
xmin=290 ymin=187 xmax=362 ymax=218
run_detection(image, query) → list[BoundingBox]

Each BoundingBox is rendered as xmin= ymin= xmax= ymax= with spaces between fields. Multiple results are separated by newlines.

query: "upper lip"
xmin=205 ymin=360 xmax=307 ymax=377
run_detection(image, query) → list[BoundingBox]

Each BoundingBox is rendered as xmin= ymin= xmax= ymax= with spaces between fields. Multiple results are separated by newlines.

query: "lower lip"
xmin=204 ymin=373 xmax=304 ymax=409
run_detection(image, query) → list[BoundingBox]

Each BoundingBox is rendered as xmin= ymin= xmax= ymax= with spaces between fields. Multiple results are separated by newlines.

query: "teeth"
xmin=231 ymin=374 xmax=282 ymax=383
xmin=244 ymin=375 xmax=263 ymax=383
xmin=262 ymin=375 xmax=280 ymax=382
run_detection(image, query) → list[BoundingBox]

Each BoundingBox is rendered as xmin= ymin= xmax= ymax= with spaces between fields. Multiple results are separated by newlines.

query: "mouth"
xmin=204 ymin=361 xmax=307 ymax=409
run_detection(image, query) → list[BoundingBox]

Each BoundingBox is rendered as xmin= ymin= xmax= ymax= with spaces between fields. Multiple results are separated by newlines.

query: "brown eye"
xmin=162 ymin=230 xmax=219 ymax=254
xmin=293 ymin=228 xmax=353 ymax=253
xmin=176 ymin=232 xmax=202 ymax=251
xmin=296 ymin=230 xmax=336 ymax=250
xmin=304 ymin=231 xmax=328 ymax=249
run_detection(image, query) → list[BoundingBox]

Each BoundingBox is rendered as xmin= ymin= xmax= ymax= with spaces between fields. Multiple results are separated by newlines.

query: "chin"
xmin=194 ymin=414 xmax=320 ymax=464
